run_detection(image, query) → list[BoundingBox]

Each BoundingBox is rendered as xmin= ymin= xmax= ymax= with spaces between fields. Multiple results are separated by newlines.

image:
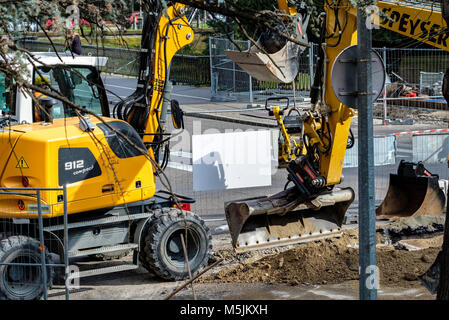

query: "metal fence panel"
xmin=344 ymin=135 xmax=396 ymax=168
xmin=419 ymin=71 xmax=444 ymax=96
xmin=413 ymin=133 xmax=449 ymax=164
xmin=209 ymin=36 xmax=315 ymax=103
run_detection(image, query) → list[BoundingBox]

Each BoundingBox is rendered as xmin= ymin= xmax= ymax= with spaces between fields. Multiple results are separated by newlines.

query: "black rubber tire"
xmin=0 ymin=236 xmax=54 ymax=300
xmin=141 ymin=208 xmax=212 ymax=281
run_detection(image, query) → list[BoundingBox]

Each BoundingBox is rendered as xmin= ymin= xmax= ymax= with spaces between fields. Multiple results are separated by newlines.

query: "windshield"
xmin=34 ymin=66 xmax=108 ymax=120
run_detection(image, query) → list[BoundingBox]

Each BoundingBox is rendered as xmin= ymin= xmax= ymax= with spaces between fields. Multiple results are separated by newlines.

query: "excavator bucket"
xmin=224 ymin=41 xmax=303 ymax=83
xmin=376 ymin=161 xmax=446 ymax=220
xmin=224 ymin=14 xmax=309 ymax=83
xmin=225 ymin=187 xmax=355 ymax=252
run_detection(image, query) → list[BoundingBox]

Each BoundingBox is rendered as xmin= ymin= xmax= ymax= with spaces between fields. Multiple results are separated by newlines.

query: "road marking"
xmin=171 ymin=93 xmax=210 ymax=101
xmin=167 ymin=162 xmax=192 ymax=172
xmin=104 ymin=84 xmax=135 ymax=90
xmin=170 ymin=151 xmax=192 ymax=159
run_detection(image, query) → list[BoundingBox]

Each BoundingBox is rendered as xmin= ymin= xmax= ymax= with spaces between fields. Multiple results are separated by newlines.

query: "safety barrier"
xmin=412 ymin=132 xmax=449 ymax=164
xmin=344 ymin=135 xmax=396 ymax=168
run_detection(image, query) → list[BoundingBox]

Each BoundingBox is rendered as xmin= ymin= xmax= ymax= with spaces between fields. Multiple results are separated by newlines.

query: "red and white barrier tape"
xmin=354 ymin=127 xmax=449 ymax=139
xmin=391 ymin=128 xmax=449 ymax=136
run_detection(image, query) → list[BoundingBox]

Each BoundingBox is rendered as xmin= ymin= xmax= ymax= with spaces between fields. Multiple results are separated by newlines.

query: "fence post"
xmin=63 ymin=185 xmax=70 ymax=300
xmin=209 ymin=37 xmax=216 ymax=96
xmin=309 ymin=45 xmax=314 ymax=88
xmin=382 ymin=47 xmax=387 ymax=125
xmin=232 ymin=34 xmax=236 ymax=93
xmin=36 ymin=190 xmax=48 ymax=300
xmin=248 ymin=40 xmax=254 ymax=106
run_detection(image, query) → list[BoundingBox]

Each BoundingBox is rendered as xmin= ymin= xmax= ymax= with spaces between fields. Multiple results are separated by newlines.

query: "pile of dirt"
xmin=373 ymin=104 xmax=449 ymax=123
xmin=203 ymin=229 xmax=441 ymax=288
xmin=379 ymin=216 xmax=445 ymax=238
xmin=397 ymin=235 xmax=444 ymax=251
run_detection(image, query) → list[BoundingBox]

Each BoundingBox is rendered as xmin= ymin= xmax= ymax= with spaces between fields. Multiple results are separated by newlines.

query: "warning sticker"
xmin=16 ymin=157 xmax=29 ymax=169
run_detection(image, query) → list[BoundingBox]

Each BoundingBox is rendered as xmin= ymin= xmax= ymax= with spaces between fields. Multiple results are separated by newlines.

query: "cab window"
xmin=34 ymin=66 xmax=108 ymax=120
xmin=0 ymin=72 xmax=16 ymax=116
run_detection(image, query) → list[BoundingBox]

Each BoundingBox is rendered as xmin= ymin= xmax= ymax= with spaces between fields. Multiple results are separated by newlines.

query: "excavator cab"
xmin=376 ymin=160 xmax=446 ymax=220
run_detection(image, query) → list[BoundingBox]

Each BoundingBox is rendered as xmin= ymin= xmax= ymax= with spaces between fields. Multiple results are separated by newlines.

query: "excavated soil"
xmin=202 ymin=228 xmax=441 ymax=288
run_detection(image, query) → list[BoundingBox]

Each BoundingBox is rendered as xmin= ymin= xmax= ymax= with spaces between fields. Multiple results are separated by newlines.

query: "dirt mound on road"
xmin=203 ymin=229 xmax=440 ymax=288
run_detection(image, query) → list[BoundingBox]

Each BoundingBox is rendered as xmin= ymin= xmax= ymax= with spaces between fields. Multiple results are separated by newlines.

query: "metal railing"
xmin=0 ymin=186 xmax=69 ymax=300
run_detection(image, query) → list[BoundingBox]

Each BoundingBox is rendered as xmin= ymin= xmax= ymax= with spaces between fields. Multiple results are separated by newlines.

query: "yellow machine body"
xmin=0 ymin=117 xmax=155 ymax=219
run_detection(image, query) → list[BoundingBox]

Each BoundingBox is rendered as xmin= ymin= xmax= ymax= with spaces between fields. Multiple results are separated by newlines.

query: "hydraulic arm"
xmin=115 ymin=2 xmax=194 ymax=170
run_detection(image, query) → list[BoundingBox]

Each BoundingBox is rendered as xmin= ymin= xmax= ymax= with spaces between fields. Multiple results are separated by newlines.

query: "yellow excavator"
xmin=0 ymin=0 xmax=447 ymax=300
xmin=224 ymin=0 xmax=448 ymax=252
xmin=0 ymin=3 xmax=211 ymax=300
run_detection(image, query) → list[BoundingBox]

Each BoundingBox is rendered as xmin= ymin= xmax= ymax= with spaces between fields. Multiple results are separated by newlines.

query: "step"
xmin=68 ymin=243 xmax=138 ymax=258
xmin=75 ymin=264 xmax=139 ymax=278
xmin=43 ymin=212 xmax=152 ymax=232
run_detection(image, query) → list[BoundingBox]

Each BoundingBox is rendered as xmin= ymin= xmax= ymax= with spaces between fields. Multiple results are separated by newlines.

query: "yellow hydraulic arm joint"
xmin=313 ymin=0 xmax=357 ymax=186
xmin=142 ymin=4 xmax=194 ymax=146
xmin=277 ymin=0 xmax=298 ymax=16
xmin=272 ymin=105 xmax=300 ymax=163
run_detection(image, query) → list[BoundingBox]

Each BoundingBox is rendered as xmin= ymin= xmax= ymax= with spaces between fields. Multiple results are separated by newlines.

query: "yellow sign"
xmin=16 ymin=157 xmax=29 ymax=169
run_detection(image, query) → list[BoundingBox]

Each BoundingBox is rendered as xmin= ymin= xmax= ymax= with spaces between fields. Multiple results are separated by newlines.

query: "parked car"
xmin=45 ymin=18 xmax=90 ymax=30
xmin=128 ymin=12 xmax=144 ymax=28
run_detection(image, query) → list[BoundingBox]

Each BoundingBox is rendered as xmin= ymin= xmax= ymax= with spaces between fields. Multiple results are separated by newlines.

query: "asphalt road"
xmin=101 ymin=74 xmax=449 ymax=229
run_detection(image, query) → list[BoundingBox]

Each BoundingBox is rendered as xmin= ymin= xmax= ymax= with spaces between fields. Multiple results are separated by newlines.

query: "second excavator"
xmin=224 ymin=0 xmax=447 ymax=252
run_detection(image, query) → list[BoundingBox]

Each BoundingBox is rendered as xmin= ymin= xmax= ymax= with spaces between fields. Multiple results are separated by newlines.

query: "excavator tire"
xmin=141 ymin=208 xmax=212 ymax=281
xmin=0 ymin=236 xmax=54 ymax=300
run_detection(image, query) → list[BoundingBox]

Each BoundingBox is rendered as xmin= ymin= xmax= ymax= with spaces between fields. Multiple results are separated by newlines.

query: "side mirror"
xmin=39 ymin=97 xmax=58 ymax=122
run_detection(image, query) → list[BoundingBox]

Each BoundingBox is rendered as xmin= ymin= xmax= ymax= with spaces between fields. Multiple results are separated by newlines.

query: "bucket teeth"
xmin=225 ymin=187 xmax=355 ymax=252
